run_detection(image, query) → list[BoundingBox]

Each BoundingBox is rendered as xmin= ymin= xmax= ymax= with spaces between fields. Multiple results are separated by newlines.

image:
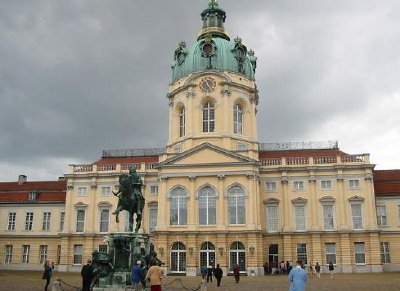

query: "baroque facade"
xmin=1 ymin=0 xmax=400 ymax=275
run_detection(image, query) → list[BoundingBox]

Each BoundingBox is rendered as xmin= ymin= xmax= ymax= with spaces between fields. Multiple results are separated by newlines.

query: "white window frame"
xmin=22 ymin=245 xmax=30 ymax=263
xmin=380 ymin=242 xmax=390 ymax=264
xmin=148 ymin=204 xmax=158 ymax=232
xmin=266 ymin=204 xmax=279 ymax=232
xmin=169 ymin=187 xmax=188 ymax=226
xmin=351 ymin=203 xmax=364 ymax=230
xmin=7 ymin=212 xmax=16 ymax=231
xmin=75 ymin=209 xmax=86 ymax=233
xmin=202 ymin=102 xmax=215 ymax=133
xmin=25 ymin=212 xmax=34 ymax=231
xmin=101 ymin=186 xmax=112 ymax=196
xmin=39 ymin=245 xmax=48 ymax=264
xmin=179 ymin=107 xmax=185 ymax=137
xmin=59 ymin=212 xmax=65 ymax=231
xmin=325 ymin=243 xmax=336 ymax=265
xmin=198 ymin=186 xmax=217 ymax=225
xmin=77 ymin=186 xmax=88 ymax=196
xmin=5 ymin=245 xmax=13 ymax=264
xmin=227 ymin=186 xmax=246 ymax=225
xmin=233 ymin=103 xmax=243 ymax=134
xmin=294 ymin=204 xmax=306 ymax=231
xmin=265 ymin=181 xmax=277 ymax=192
xmin=149 ymin=185 xmax=159 ymax=195
xmin=354 ymin=242 xmax=366 ymax=265
xmin=99 ymin=208 xmax=110 ymax=233
xmin=322 ymin=204 xmax=335 ymax=231
xmin=293 ymin=181 xmax=305 ymax=191
xmin=321 ymin=180 xmax=332 ymax=190
xmin=296 ymin=243 xmax=307 ymax=264
xmin=376 ymin=205 xmax=387 ymax=227
xmin=73 ymin=245 xmax=83 ymax=264
xmin=349 ymin=179 xmax=360 ymax=189
xmin=42 ymin=212 xmax=51 ymax=231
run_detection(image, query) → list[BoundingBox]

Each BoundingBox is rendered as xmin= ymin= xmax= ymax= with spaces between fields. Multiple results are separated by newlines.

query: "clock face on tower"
xmin=199 ymin=77 xmax=216 ymax=93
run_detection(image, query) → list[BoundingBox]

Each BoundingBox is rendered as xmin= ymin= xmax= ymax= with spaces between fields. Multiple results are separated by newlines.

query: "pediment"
xmin=161 ymin=143 xmax=257 ymax=167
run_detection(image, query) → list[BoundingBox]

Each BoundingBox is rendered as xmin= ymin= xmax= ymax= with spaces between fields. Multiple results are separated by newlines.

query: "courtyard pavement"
xmin=1 ymin=270 xmax=400 ymax=291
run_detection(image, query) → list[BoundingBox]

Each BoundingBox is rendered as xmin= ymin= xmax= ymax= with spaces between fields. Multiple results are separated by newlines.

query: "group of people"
xmin=200 ymin=264 xmax=224 ymax=287
xmin=264 ymin=260 xmax=294 ymax=275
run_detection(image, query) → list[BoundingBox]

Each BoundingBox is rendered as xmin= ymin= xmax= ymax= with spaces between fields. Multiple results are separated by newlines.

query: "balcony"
xmin=70 ymin=162 xmax=159 ymax=174
xmin=260 ymin=154 xmax=369 ymax=168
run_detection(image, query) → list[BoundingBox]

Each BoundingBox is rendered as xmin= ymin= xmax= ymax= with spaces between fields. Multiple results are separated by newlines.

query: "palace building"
xmin=1 ymin=0 xmax=400 ymax=275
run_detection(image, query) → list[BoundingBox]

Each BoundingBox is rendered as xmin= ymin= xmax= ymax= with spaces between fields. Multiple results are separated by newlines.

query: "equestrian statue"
xmin=112 ymin=166 xmax=145 ymax=232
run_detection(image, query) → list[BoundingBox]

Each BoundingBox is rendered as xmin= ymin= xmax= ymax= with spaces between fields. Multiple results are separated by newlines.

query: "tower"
xmin=166 ymin=0 xmax=259 ymax=160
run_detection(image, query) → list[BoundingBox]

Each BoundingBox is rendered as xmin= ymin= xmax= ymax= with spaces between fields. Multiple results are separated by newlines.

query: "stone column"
xmin=337 ymin=174 xmax=349 ymax=230
xmin=340 ymin=233 xmax=352 ymax=273
xmin=157 ymin=177 xmax=168 ymax=231
xmin=217 ymin=174 xmax=225 ymax=227
xmin=188 ymin=175 xmax=196 ymax=231
xmin=369 ymin=233 xmax=383 ymax=272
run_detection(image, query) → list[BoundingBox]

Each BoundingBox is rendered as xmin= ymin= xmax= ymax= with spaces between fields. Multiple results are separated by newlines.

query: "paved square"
xmin=1 ymin=270 xmax=400 ymax=291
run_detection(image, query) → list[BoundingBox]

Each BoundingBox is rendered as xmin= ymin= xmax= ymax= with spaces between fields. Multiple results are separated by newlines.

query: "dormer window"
xmin=28 ymin=191 xmax=38 ymax=201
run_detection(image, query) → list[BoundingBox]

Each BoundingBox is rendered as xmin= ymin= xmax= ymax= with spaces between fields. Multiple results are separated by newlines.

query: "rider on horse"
xmin=128 ymin=166 xmax=144 ymax=217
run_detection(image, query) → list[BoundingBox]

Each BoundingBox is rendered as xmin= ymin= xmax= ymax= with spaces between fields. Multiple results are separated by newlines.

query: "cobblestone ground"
xmin=1 ymin=270 xmax=400 ymax=291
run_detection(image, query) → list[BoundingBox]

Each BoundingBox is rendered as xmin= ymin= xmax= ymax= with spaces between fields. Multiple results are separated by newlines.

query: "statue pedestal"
xmin=92 ymin=232 xmax=162 ymax=289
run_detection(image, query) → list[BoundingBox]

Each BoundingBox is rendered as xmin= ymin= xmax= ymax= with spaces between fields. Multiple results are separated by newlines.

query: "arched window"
xmin=229 ymin=241 xmax=246 ymax=272
xmin=170 ymin=187 xmax=188 ymax=225
xmin=233 ymin=104 xmax=243 ymax=134
xmin=202 ymin=102 xmax=215 ymax=132
xmin=200 ymin=242 xmax=216 ymax=268
xmin=227 ymin=186 xmax=246 ymax=224
xmin=199 ymin=186 xmax=216 ymax=225
xmin=179 ymin=107 xmax=185 ymax=137
xmin=171 ymin=242 xmax=186 ymax=273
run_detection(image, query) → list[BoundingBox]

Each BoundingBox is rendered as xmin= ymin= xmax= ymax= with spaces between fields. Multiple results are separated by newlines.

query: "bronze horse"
xmin=112 ymin=173 xmax=144 ymax=232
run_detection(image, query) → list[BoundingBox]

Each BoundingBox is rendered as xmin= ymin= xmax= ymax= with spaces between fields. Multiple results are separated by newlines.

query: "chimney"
xmin=18 ymin=175 xmax=27 ymax=185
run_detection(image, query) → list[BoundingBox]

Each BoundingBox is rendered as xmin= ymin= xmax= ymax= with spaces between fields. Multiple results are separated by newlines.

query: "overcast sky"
xmin=1 ymin=0 xmax=399 ymax=182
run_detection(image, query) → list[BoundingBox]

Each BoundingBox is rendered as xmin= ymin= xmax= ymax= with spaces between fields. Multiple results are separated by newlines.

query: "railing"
xmin=121 ymin=163 xmax=141 ymax=170
xmin=145 ymin=163 xmax=159 ymax=170
xmin=73 ymin=165 xmax=93 ymax=172
xmin=286 ymin=157 xmax=309 ymax=165
xmin=260 ymin=154 xmax=368 ymax=167
xmin=97 ymin=164 xmax=116 ymax=171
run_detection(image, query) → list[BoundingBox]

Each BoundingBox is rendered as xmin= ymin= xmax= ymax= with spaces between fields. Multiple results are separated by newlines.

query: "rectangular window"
xmin=268 ymin=244 xmax=279 ymax=266
xmin=294 ymin=205 xmax=306 ymax=231
xmin=351 ymin=204 xmax=363 ymax=229
xmin=349 ymin=179 xmax=360 ymax=188
xmin=101 ymin=186 xmax=111 ymax=196
xmin=5 ymin=245 xmax=13 ymax=264
xmin=59 ymin=212 xmax=65 ymax=231
xmin=76 ymin=209 xmax=85 ymax=232
xmin=150 ymin=185 xmax=159 ymax=195
xmin=149 ymin=207 xmax=158 ymax=232
xmin=321 ymin=180 xmax=332 ymax=190
xmin=22 ymin=245 xmax=30 ymax=263
xmin=73 ymin=245 xmax=83 ymax=264
xmin=323 ymin=204 xmax=334 ymax=230
xmin=42 ymin=212 xmax=51 ymax=231
xmin=376 ymin=205 xmax=387 ymax=226
xmin=99 ymin=244 xmax=108 ymax=254
xmin=7 ymin=212 xmax=16 ymax=230
xmin=297 ymin=243 xmax=307 ymax=264
xmin=354 ymin=242 xmax=366 ymax=264
xmin=77 ymin=186 xmax=87 ymax=196
xmin=325 ymin=243 xmax=336 ymax=265
xmin=25 ymin=212 xmax=34 ymax=231
xmin=266 ymin=182 xmax=277 ymax=192
xmin=57 ymin=245 xmax=61 ymax=265
xmin=266 ymin=205 xmax=279 ymax=232
xmin=39 ymin=245 xmax=48 ymax=264
xmin=380 ymin=242 xmax=390 ymax=264
xmin=293 ymin=181 xmax=304 ymax=191
xmin=99 ymin=209 xmax=109 ymax=233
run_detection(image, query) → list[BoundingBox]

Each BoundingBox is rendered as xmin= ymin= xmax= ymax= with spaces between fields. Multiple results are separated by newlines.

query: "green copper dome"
xmin=171 ymin=0 xmax=257 ymax=82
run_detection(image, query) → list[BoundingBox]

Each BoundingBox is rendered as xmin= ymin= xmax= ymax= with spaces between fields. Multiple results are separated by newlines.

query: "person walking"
xmin=201 ymin=265 xmax=208 ymax=280
xmin=206 ymin=265 xmax=213 ymax=283
xmin=131 ymin=260 xmax=143 ymax=291
xmin=145 ymin=261 xmax=163 ymax=291
xmin=263 ymin=262 xmax=269 ymax=275
xmin=315 ymin=262 xmax=321 ymax=279
xmin=288 ymin=260 xmax=308 ymax=291
xmin=81 ymin=259 xmax=94 ymax=291
xmin=308 ymin=261 xmax=314 ymax=276
xmin=214 ymin=264 xmax=223 ymax=287
xmin=328 ymin=262 xmax=334 ymax=278
xmin=42 ymin=260 xmax=52 ymax=291
xmin=233 ymin=263 xmax=240 ymax=284
xmin=271 ymin=261 xmax=277 ymax=275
